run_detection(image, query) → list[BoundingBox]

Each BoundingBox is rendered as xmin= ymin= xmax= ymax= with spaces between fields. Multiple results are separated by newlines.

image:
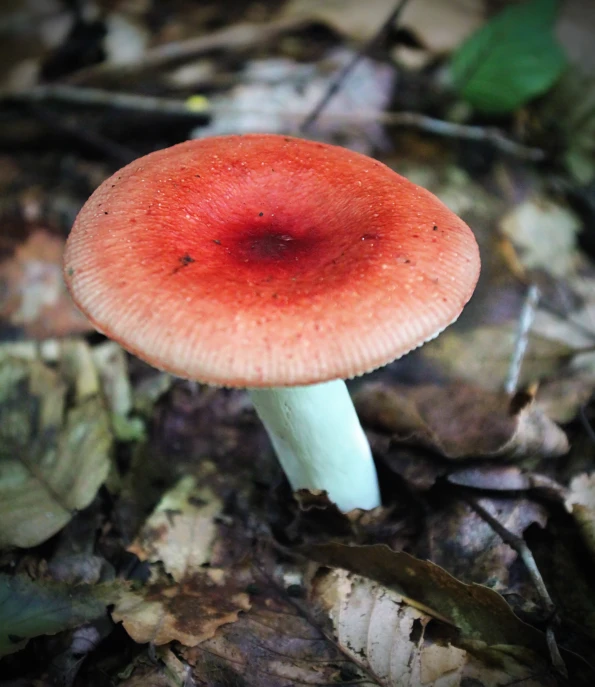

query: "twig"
xmin=25 ymin=103 xmax=137 ymax=164
xmin=505 ymin=284 xmax=541 ymax=394
xmin=65 ymin=17 xmax=311 ymax=84
xmin=1 ymin=85 xmax=546 ymax=161
xmin=464 ymin=495 xmax=567 ymax=679
xmin=579 ymin=401 xmax=595 ymax=445
xmin=300 ymin=0 xmax=411 ymax=132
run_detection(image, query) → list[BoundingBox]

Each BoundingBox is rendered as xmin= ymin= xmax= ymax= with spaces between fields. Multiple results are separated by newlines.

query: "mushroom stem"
xmin=249 ymin=380 xmax=381 ymax=512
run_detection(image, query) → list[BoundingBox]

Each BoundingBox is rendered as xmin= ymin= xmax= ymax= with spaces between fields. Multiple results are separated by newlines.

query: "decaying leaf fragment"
xmin=0 ymin=573 xmax=120 ymax=657
xmin=112 ymin=571 xmax=251 ymax=647
xmin=303 ymin=543 xmax=587 ymax=684
xmin=310 ymin=568 xmax=551 ymax=686
xmin=565 ymin=472 xmax=595 ymax=560
xmin=128 ymin=473 xmax=223 ymax=582
xmin=113 ymin=471 xmax=251 ymax=646
xmin=0 ymin=340 xmax=113 ymax=549
xmin=355 ymin=382 xmax=568 ymax=459
xmin=183 ymin=568 xmax=369 ymax=687
xmin=0 ymin=226 xmax=92 ymax=339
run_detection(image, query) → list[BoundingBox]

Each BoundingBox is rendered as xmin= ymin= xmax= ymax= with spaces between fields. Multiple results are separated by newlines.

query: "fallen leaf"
xmin=128 ymin=472 xmax=223 ymax=582
xmin=280 ymin=0 xmax=486 ymax=53
xmin=355 ymin=382 xmax=568 ymax=459
xmin=302 ymin=543 xmax=593 ymax=683
xmin=565 ymin=472 xmax=595 ymax=560
xmin=420 ymin=325 xmax=574 ymax=391
xmin=0 ymin=340 xmax=113 ymax=549
xmin=0 ymin=574 xmax=120 ymax=657
xmin=0 ymin=225 xmax=92 ymax=340
xmin=309 ymin=567 xmax=552 ymax=686
xmin=112 ymin=569 xmax=251 ymax=647
xmin=499 ymin=196 xmax=582 ymax=278
xmin=183 ymin=568 xmax=368 ymax=686
xmin=421 ymin=496 xmax=547 ymax=591
xmin=118 ymin=648 xmax=192 ymax=687
xmin=113 ymin=467 xmax=252 ymax=646
xmin=193 ymin=48 xmax=395 ymax=154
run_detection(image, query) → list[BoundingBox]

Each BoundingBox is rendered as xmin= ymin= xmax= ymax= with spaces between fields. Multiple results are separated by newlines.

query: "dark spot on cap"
xmin=180 ymin=254 xmax=195 ymax=266
xmin=433 ymin=225 xmax=438 ymax=231
xmin=104 ymin=211 xmax=109 ymax=215
xmin=195 ymin=174 xmax=201 ymax=178
xmin=259 ymin=212 xmax=264 ymax=217
xmin=67 ymin=267 xmax=74 ymax=276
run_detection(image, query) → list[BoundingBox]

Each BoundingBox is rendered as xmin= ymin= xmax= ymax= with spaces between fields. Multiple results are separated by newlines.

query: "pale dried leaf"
xmin=0 ymin=341 xmax=112 ymax=548
xmin=565 ymin=472 xmax=595 ymax=560
xmin=499 ymin=197 xmax=582 ymax=278
xmin=310 ymin=568 xmax=554 ymax=686
xmin=194 ymin=49 xmax=395 ymax=154
xmin=280 ymin=0 xmax=485 ymax=52
xmin=128 ymin=471 xmax=223 ymax=582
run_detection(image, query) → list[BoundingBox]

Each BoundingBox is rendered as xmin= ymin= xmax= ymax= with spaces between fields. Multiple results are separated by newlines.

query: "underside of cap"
xmin=64 ymin=134 xmax=480 ymax=387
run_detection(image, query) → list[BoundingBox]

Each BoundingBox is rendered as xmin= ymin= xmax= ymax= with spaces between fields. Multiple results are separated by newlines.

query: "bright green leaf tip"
xmin=450 ymin=0 xmax=567 ymax=114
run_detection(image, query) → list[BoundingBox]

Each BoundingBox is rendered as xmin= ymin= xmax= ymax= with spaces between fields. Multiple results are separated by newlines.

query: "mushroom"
xmin=64 ymin=134 xmax=480 ymax=512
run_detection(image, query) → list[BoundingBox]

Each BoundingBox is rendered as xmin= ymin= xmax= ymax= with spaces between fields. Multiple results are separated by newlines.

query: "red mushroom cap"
xmin=64 ymin=134 xmax=480 ymax=387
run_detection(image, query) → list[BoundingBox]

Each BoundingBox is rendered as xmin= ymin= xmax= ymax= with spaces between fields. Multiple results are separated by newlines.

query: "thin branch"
xmin=464 ymin=496 xmax=567 ymax=679
xmin=505 ymin=284 xmax=541 ymax=394
xmin=1 ymin=85 xmax=546 ymax=160
xmin=300 ymin=0 xmax=412 ymax=132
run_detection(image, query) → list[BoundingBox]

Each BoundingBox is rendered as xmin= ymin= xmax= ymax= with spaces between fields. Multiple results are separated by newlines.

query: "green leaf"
xmin=450 ymin=0 xmax=567 ymax=113
xmin=0 ymin=574 xmax=121 ymax=657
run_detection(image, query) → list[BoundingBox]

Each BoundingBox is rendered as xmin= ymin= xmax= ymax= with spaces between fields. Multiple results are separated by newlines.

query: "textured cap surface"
xmin=64 ymin=134 xmax=480 ymax=387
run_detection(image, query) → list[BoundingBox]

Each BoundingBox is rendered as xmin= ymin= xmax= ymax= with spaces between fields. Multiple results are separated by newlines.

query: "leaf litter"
xmin=2 ymin=0 xmax=595 ymax=685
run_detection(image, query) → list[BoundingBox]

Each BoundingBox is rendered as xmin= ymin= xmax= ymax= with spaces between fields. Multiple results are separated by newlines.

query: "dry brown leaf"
xmin=421 ymin=496 xmax=547 ymax=590
xmin=310 ymin=567 xmax=552 ymax=686
xmin=0 ymin=226 xmax=92 ymax=339
xmin=183 ymin=570 xmax=368 ymax=686
xmin=113 ymin=467 xmax=251 ymax=646
xmin=112 ymin=570 xmax=251 ymax=646
xmin=280 ymin=0 xmax=485 ymax=52
xmin=355 ymin=382 xmax=568 ymax=459
xmin=303 ymin=543 xmax=593 ymax=683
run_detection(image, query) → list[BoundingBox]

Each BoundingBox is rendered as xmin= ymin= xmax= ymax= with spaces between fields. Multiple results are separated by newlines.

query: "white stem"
xmin=249 ymin=380 xmax=381 ymax=512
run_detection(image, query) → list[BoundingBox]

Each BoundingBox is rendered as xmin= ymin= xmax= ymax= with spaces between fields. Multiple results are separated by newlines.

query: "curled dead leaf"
xmin=355 ymin=382 xmax=568 ymax=459
xmin=309 ymin=567 xmax=551 ymax=686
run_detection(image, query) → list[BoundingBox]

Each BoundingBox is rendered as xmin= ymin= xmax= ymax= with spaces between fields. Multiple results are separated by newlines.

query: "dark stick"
xmin=300 ymin=0 xmax=412 ymax=133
